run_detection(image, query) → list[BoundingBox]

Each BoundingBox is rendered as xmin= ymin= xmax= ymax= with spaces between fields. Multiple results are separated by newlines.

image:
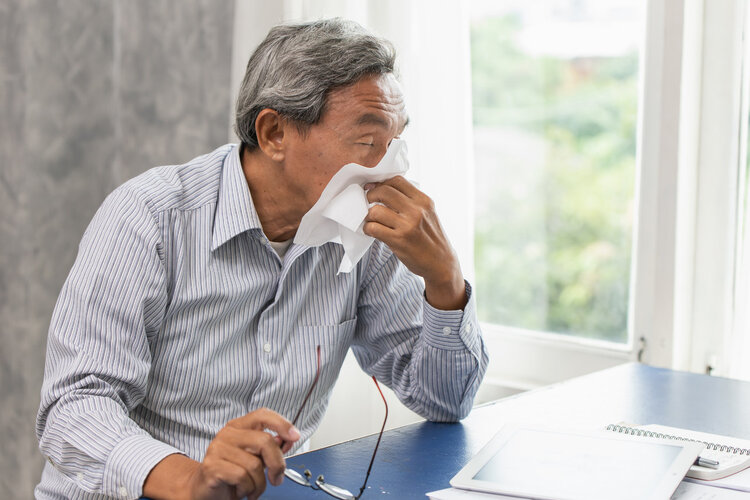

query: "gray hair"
xmin=234 ymin=18 xmax=397 ymax=149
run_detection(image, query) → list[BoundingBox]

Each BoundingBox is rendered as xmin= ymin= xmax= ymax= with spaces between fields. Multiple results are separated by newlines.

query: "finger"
xmin=219 ymin=428 xmax=287 ymax=485
xmin=366 ymin=184 xmax=411 ymax=213
xmin=366 ymin=204 xmax=402 ymax=231
xmin=272 ymin=434 xmax=297 ymax=455
xmin=228 ymin=408 xmax=300 ymax=440
xmin=378 ymin=175 xmax=421 ymax=198
xmin=273 ymin=436 xmax=294 ymax=454
xmin=245 ymin=488 xmax=264 ymax=500
xmin=215 ymin=442 xmax=278 ymax=497
xmin=204 ymin=458 xmax=258 ymax=499
xmin=231 ymin=465 xmax=262 ymax=500
xmin=363 ymin=221 xmax=400 ymax=248
xmin=277 ymin=435 xmax=297 ymax=455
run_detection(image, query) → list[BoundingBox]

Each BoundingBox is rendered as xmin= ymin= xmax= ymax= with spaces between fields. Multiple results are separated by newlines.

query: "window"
xmin=470 ymin=1 xmax=645 ymax=344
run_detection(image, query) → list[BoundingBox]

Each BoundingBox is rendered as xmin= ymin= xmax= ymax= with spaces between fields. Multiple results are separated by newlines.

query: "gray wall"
xmin=0 ymin=1 xmax=235 ymax=497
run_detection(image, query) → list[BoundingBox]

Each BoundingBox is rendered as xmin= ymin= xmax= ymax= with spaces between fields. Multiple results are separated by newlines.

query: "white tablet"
xmin=450 ymin=424 xmax=703 ymax=500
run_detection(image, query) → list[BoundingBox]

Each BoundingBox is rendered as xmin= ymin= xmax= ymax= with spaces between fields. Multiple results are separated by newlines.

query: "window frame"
xmin=468 ymin=0 xmax=672 ymax=386
xmin=681 ymin=0 xmax=745 ymax=376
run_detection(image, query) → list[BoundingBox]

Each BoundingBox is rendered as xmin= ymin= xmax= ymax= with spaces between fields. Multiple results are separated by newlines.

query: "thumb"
xmin=278 ymin=425 xmax=301 ymax=453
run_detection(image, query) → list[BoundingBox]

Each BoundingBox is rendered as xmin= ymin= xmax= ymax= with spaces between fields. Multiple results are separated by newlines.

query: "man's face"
xmin=282 ymin=73 xmax=409 ymax=208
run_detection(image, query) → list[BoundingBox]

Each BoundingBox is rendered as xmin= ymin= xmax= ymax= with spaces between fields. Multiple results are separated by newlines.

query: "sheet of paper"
xmin=427 ymin=481 xmax=750 ymax=500
xmin=426 ymin=487 xmax=531 ymax=499
xmin=686 ymin=467 xmax=750 ymax=493
xmin=672 ymin=481 xmax=750 ymax=499
xmin=294 ymin=138 xmax=409 ymax=273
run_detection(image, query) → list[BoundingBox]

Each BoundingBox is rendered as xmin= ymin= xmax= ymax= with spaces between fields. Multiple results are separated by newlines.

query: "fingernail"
xmin=290 ymin=426 xmax=301 ymax=440
xmin=364 ymin=183 xmax=375 ymax=190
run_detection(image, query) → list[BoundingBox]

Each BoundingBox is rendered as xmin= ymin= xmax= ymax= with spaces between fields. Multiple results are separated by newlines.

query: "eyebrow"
xmin=355 ymin=113 xmax=411 ymax=132
xmin=355 ymin=113 xmax=390 ymax=129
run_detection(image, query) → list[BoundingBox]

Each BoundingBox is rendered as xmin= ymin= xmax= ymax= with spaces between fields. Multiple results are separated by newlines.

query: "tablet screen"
xmin=452 ymin=426 xmax=702 ymax=500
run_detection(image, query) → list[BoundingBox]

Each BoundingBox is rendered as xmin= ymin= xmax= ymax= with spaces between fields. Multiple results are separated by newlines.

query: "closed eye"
xmin=355 ymin=134 xmax=375 ymax=147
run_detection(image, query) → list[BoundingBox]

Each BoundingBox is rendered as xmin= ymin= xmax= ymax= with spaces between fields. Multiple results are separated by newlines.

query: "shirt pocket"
xmin=293 ymin=317 xmax=357 ymax=405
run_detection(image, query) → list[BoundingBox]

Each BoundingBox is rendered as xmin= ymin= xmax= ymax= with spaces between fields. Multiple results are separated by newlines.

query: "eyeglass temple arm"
xmin=280 ymin=345 xmax=322 ymax=450
xmin=356 ymin=376 xmax=389 ymax=499
xmin=291 ymin=345 xmax=321 ymax=425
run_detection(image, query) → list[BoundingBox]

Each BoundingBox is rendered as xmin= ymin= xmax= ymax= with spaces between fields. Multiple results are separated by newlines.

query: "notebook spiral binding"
xmin=606 ymin=424 xmax=750 ymax=456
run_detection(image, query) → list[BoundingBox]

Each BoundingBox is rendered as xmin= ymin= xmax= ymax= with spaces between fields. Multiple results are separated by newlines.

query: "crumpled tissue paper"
xmin=294 ymin=139 xmax=409 ymax=273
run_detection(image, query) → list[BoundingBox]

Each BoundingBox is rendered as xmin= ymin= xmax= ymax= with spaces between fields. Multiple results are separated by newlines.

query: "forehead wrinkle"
xmin=322 ymin=74 xmax=408 ymax=134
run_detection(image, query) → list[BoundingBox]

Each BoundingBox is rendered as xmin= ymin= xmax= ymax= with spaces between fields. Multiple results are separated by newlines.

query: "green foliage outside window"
xmin=471 ymin=16 xmax=637 ymax=342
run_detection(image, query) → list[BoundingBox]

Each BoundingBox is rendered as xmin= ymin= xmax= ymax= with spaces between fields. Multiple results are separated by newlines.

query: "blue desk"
xmin=265 ymin=363 xmax=750 ymax=499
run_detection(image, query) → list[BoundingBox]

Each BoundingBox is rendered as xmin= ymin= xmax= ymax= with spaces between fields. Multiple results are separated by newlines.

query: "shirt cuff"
xmin=102 ymin=433 xmax=184 ymax=499
xmin=423 ymin=280 xmax=481 ymax=352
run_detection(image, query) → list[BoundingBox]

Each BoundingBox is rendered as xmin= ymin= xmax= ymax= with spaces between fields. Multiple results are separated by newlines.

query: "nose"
xmin=364 ymin=145 xmax=389 ymax=168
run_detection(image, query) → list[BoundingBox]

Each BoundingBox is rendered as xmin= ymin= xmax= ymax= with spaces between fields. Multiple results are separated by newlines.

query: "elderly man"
xmin=36 ymin=18 xmax=488 ymax=500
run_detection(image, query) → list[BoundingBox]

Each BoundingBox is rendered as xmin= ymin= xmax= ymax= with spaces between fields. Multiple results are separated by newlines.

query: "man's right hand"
xmin=143 ymin=408 xmax=301 ymax=500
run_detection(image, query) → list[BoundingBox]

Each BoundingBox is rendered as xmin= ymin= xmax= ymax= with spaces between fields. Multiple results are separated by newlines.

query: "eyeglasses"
xmin=283 ymin=345 xmax=388 ymax=499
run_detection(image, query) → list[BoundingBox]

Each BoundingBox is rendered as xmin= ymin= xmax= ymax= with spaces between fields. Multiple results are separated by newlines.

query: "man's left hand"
xmin=364 ymin=176 xmax=467 ymax=311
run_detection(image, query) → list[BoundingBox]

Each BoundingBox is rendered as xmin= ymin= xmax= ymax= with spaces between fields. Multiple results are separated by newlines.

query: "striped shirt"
xmin=35 ymin=144 xmax=488 ymax=499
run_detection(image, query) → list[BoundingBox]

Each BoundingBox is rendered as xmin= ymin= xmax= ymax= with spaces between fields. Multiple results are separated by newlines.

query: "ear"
xmin=255 ymin=108 xmax=287 ymax=162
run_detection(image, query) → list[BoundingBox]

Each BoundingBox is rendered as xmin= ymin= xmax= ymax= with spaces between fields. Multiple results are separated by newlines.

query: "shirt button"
xmin=442 ymin=326 xmax=452 ymax=336
xmin=465 ymin=323 xmax=473 ymax=333
xmin=118 ymin=486 xmax=128 ymax=498
xmin=263 ymin=343 xmax=272 ymax=353
xmin=76 ymin=472 xmax=83 ymax=482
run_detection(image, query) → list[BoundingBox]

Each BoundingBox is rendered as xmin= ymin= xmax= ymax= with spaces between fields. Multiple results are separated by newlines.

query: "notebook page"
xmin=672 ymin=480 xmax=750 ymax=499
xmin=684 ymin=467 xmax=750 ymax=494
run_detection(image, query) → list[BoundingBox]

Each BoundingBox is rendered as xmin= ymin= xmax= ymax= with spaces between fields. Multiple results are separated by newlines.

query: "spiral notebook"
xmin=606 ymin=423 xmax=750 ymax=480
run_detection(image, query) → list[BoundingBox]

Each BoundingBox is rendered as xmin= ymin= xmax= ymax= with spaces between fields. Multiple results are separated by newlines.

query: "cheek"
xmin=309 ymin=161 xmax=345 ymax=190
xmin=295 ymin=143 xmax=368 ymax=184
xmin=328 ymin=147 xmax=384 ymax=169
xmin=295 ymin=149 xmax=337 ymax=178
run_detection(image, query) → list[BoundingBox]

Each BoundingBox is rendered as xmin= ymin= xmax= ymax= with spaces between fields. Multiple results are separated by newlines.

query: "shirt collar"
xmin=211 ymin=144 xmax=263 ymax=251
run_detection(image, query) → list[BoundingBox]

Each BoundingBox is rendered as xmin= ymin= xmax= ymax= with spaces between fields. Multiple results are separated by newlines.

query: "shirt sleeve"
xmin=351 ymin=242 xmax=489 ymax=422
xmin=36 ymin=187 xmax=182 ymax=499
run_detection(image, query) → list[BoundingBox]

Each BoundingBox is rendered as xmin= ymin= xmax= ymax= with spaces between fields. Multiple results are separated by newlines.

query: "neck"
xmin=240 ymin=145 xmax=306 ymax=242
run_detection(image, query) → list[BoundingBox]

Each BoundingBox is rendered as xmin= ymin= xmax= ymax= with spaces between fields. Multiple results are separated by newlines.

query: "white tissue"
xmin=294 ymin=139 xmax=409 ymax=273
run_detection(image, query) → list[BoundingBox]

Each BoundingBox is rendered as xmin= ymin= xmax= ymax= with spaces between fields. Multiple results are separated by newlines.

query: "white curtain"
xmin=729 ymin=190 xmax=750 ymax=381
xmin=726 ymin=2 xmax=750 ymax=382
xmin=229 ymin=0 xmax=476 ymax=447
